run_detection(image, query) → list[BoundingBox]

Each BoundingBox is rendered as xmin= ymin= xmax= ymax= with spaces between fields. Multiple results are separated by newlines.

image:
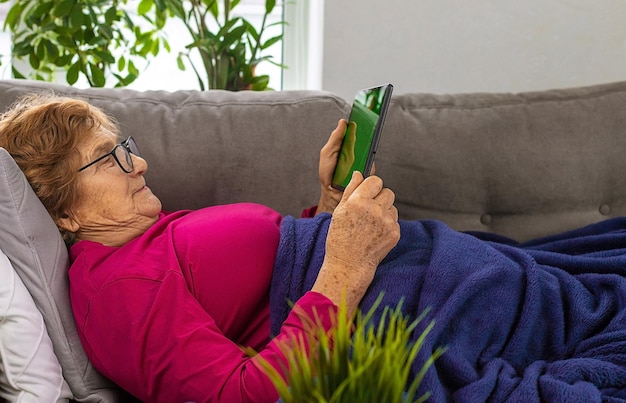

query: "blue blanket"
xmin=269 ymin=214 xmax=626 ymax=402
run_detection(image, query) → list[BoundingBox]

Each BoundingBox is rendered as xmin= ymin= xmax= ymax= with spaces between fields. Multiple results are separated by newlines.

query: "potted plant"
xmin=0 ymin=0 xmax=165 ymax=87
xmin=254 ymin=296 xmax=447 ymax=402
xmin=0 ymin=0 xmax=285 ymax=90
xmin=138 ymin=0 xmax=285 ymax=90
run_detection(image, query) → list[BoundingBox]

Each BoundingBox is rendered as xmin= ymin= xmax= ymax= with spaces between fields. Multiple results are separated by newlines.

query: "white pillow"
xmin=0 ymin=250 xmax=72 ymax=402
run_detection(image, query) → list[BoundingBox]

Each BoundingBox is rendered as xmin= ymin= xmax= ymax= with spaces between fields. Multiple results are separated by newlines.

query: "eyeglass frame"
xmin=77 ymin=136 xmax=140 ymax=173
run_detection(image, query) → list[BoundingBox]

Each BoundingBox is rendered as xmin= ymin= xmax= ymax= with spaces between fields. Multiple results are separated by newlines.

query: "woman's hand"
xmin=311 ymin=171 xmax=400 ymax=316
xmin=315 ymin=119 xmax=349 ymax=215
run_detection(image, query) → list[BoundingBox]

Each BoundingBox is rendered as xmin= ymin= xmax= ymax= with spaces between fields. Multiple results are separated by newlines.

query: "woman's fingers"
xmin=341 ymin=170 xmax=364 ymax=200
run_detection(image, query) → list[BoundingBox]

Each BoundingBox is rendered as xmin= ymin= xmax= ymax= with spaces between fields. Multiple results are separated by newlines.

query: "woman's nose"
xmin=130 ymin=154 xmax=148 ymax=176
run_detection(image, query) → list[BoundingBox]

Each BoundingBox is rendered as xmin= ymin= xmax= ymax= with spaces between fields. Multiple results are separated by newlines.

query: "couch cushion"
xmin=0 ymin=249 xmax=72 ymax=402
xmin=0 ymin=148 xmax=131 ymax=402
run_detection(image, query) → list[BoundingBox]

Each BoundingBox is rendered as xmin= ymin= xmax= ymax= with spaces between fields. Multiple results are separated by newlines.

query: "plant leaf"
xmin=44 ymin=41 xmax=59 ymax=63
xmin=137 ymin=0 xmax=153 ymax=15
xmin=260 ymin=34 xmax=282 ymax=50
xmin=55 ymin=53 xmax=73 ymax=67
xmin=118 ymin=55 xmax=126 ymax=71
xmin=176 ymin=53 xmax=186 ymax=70
xmin=93 ymin=50 xmax=116 ymax=64
xmin=11 ymin=66 xmax=26 ymax=79
xmin=66 ymin=62 xmax=80 ymax=84
xmin=4 ymin=3 xmax=24 ymax=29
xmin=69 ymin=8 xmax=84 ymax=29
xmin=90 ymin=63 xmax=106 ymax=87
xmin=53 ymin=0 xmax=75 ymax=18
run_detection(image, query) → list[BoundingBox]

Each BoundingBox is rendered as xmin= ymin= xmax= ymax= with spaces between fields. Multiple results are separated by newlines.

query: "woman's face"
xmin=60 ymin=130 xmax=162 ymax=246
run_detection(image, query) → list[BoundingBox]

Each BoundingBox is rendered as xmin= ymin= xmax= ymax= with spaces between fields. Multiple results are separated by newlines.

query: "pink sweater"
xmin=69 ymin=203 xmax=336 ymax=402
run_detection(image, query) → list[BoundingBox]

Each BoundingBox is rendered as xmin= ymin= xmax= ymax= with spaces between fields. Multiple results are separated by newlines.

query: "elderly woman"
xmin=3 ymin=93 xmax=626 ymax=403
xmin=0 ymin=93 xmax=399 ymax=402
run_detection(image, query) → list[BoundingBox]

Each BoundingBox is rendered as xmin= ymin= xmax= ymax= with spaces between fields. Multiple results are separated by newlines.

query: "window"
xmin=282 ymin=0 xmax=324 ymax=91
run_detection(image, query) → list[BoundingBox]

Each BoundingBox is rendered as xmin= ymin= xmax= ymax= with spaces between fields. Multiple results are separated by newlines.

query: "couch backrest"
xmin=1 ymin=78 xmax=626 ymax=242
xmin=0 ymin=79 xmax=349 ymax=218
xmin=379 ymin=80 xmax=626 ymax=241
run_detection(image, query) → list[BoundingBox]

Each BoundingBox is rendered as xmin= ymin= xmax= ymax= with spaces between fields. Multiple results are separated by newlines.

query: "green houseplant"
xmin=254 ymin=297 xmax=447 ymax=403
xmin=0 ymin=0 xmax=285 ymax=90
xmin=0 ymin=0 xmax=165 ymax=87
xmin=138 ymin=0 xmax=285 ymax=90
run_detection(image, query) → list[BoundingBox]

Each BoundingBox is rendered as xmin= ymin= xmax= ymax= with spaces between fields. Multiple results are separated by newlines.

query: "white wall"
xmin=322 ymin=1 xmax=626 ymax=100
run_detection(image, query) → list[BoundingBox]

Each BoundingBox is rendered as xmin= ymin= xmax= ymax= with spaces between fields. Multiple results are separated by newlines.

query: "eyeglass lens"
xmin=114 ymin=145 xmax=133 ymax=172
xmin=125 ymin=137 xmax=140 ymax=156
xmin=113 ymin=138 xmax=140 ymax=173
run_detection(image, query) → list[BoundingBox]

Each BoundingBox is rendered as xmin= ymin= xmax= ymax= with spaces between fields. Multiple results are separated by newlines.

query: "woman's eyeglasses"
xmin=78 ymin=137 xmax=140 ymax=173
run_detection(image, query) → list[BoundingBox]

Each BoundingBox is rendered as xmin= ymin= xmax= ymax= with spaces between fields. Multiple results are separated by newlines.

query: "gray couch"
xmin=1 ymin=78 xmax=626 ymax=401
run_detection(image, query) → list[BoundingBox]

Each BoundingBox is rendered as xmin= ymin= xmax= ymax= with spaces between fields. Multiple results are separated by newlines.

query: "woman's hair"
xmin=0 ymin=91 xmax=119 ymax=243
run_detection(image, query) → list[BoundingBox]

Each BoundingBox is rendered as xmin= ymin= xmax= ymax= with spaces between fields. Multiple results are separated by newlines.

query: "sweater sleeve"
xmin=79 ymin=270 xmax=336 ymax=403
xmin=301 ymin=206 xmax=318 ymax=217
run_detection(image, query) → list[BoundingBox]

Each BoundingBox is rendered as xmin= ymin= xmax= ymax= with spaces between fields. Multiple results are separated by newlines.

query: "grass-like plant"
xmin=255 ymin=295 xmax=446 ymax=403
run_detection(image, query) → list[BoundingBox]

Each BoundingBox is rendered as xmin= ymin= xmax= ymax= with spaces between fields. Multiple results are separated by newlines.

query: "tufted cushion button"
xmin=480 ymin=213 xmax=492 ymax=225
xmin=599 ymin=204 xmax=611 ymax=215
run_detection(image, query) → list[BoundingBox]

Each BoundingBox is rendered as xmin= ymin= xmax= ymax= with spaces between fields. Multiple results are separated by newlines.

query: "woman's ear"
xmin=57 ymin=213 xmax=80 ymax=233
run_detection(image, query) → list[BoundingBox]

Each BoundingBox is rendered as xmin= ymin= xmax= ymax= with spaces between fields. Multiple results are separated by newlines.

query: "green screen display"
xmin=332 ymin=84 xmax=393 ymax=189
